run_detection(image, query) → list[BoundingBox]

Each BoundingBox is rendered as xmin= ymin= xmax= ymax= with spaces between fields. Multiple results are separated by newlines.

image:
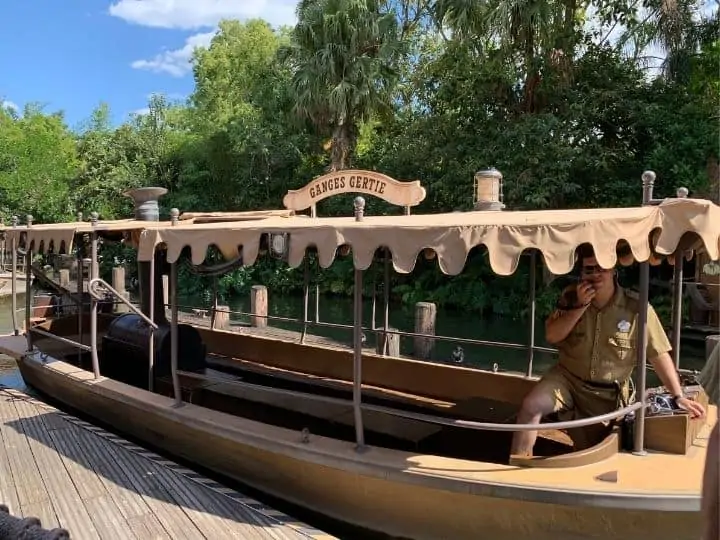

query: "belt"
xmin=582 ymin=379 xmax=621 ymax=390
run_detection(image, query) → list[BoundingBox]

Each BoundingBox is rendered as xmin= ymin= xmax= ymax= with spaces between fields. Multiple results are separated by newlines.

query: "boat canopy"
xmin=1 ymin=209 xmax=296 ymax=255
xmin=134 ymin=197 xmax=720 ymax=276
xmin=3 ymin=218 xmax=184 ymax=255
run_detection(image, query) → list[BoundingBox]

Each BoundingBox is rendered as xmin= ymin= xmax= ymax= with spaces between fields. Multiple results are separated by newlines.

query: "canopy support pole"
xmin=382 ymin=248 xmax=390 ymax=356
xmin=671 ymin=256 xmax=684 ymax=369
xmin=352 ymin=197 xmax=366 ymax=451
xmin=170 ymin=209 xmax=182 ymax=407
xmin=634 ymin=170 xmax=656 ymax=456
xmin=301 ymin=258 xmax=309 ymax=344
xmin=76 ymin=212 xmax=84 ymax=353
xmin=148 ymin=248 xmax=155 ymax=391
xmin=24 ymin=215 xmax=33 ymax=352
xmin=10 ymin=216 xmax=18 ymax=336
xmin=90 ymin=213 xmax=100 ymax=378
xmin=526 ymin=251 xmax=537 ymax=377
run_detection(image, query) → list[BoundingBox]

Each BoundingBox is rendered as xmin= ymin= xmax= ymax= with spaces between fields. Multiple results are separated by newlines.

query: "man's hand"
xmin=576 ymin=281 xmax=596 ymax=306
xmin=676 ymin=396 xmax=706 ymax=419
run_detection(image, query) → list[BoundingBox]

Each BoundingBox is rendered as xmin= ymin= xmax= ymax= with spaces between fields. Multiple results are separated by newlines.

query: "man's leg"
xmin=701 ymin=422 xmax=719 ymax=540
xmin=511 ymin=370 xmax=572 ymax=457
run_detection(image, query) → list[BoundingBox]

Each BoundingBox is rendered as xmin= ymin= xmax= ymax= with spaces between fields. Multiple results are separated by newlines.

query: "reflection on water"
xmin=0 ymin=293 xmax=27 ymax=390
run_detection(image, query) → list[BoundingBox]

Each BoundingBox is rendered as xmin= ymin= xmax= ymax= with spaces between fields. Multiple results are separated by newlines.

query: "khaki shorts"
xmin=536 ymin=365 xmax=631 ymax=420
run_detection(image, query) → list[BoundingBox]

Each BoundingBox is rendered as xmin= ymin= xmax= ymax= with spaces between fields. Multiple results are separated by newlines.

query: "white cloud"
xmin=131 ymin=107 xmax=150 ymax=116
xmin=131 ymin=30 xmax=216 ymax=77
xmin=109 ymin=0 xmax=297 ymax=30
xmin=1 ymin=100 xmax=18 ymax=111
xmin=117 ymin=1 xmax=298 ymax=78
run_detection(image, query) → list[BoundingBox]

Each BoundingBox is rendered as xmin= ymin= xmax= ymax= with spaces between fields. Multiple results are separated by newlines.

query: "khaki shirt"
xmin=555 ymin=285 xmax=671 ymax=384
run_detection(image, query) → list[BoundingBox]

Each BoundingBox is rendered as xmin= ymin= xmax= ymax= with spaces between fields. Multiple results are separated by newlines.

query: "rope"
xmin=0 ymin=504 xmax=70 ymax=539
xmin=184 ymin=256 xmax=244 ymax=277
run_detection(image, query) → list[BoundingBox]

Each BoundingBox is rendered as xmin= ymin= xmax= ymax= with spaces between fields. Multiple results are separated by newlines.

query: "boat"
xmin=0 ymin=173 xmax=718 ymax=540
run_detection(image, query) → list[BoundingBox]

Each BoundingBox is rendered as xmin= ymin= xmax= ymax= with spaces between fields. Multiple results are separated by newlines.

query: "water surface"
xmin=0 ymin=294 xmax=27 ymax=390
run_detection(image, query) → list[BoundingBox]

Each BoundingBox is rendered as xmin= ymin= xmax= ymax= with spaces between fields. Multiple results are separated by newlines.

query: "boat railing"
xmin=87 ymin=278 xmax=158 ymax=330
xmin=30 ymin=327 xmax=91 ymax=352
xmin=169 ymin=303 xmax=703 ymax=379
xmin=88 ymin=278 xmax=159 ymax=387
xmin=176 ymin=368 xmax=646 ymax=432
xmin=171 ymin=303 xmax=557 ymax=355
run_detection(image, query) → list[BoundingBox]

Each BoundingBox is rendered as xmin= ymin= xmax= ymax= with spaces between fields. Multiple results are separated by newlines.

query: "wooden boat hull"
xmin=16 ymin=350 xmax=704 ymax=540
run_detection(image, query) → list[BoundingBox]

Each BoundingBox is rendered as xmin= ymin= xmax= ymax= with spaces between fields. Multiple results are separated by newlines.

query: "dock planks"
xmin=0 ymin=385 xmax=334 ymax=540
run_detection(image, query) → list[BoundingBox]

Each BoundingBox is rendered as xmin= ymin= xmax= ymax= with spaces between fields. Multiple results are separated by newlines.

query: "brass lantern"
xmin=473 ymin=168 xmax=505 ymax=211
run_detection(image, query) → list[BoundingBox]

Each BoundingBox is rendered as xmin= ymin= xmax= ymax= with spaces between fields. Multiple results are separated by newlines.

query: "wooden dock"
xmin=0 ymin=386 xmax=334 ymax=540
xmin=178 ymin=313 xmax=359 ymax=349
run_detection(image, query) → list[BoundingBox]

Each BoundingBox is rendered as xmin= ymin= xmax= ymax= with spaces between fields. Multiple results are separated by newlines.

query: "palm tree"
xmin=284 ymin=0 xmax=402 ymax=171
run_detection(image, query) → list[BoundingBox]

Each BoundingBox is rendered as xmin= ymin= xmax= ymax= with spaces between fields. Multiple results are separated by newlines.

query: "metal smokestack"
xmin=125 ymin=187 xmax=169 ymax=324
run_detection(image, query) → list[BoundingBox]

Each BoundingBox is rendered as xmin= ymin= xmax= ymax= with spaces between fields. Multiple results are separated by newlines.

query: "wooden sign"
xmin=282 ymin=169 xmax=426 ymax=212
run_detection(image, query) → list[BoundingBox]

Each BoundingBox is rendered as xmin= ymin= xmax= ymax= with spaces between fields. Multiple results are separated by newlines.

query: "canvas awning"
xmin=2 ymin=219 xmax=185 ymax=254
xmin=136 ymin=198 xmax=720 ymax=276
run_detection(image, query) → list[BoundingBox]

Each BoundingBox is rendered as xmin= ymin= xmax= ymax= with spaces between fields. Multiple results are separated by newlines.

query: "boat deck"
xmin=0 ymin=377 xmax=334 ymax=539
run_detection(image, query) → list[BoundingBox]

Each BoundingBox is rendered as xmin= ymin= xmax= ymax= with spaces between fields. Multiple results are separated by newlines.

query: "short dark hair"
xmin=576 ymin=244 xmax=596 ymax=261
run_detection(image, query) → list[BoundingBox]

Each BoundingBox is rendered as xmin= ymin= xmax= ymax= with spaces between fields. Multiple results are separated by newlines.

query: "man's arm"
xmin=545 ymin=285 xmax=590 ymax=344
xmin=545 ymin=305 xmax=588 ymax=344
xmin=646 ymin=305 xmax=705 ymax=418
xmin=649 ymin=351 xmax=683 ymax=396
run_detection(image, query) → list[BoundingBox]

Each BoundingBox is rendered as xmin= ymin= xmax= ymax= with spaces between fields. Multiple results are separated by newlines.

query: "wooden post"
xmin=414 ymin=302 xmax=436 ymax=359
xmin=58 ymin=269 xmax=70 ymax=288
xmin=376 ymin=327 xmax=400 ymax=357
xmin=112 ymin=266 xmax=128 ymax=313
xmin=251 ymin=285 xmax=268 ymax=328
xmin=162 ymin=274 xmax=169 ymax=308
xmin=708 ymin=335 xmax=720 ymax=361
xmin=214 ymin=305 xmax=231 ymax=330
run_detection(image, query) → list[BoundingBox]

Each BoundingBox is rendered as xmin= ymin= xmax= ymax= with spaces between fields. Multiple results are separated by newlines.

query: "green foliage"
xmin=1 ymin=1 xmax=718 ymax=319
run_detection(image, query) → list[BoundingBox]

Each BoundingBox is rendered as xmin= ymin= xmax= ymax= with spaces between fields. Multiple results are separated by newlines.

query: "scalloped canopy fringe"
xmin=5 ymin=198 xmax=719 ymax=278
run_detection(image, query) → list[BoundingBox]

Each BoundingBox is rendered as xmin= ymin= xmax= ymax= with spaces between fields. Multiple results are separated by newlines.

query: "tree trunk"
xmin=328 ymin=122 xmax=356 ymax=172
xmin=707 ymin=156 xmax=719 ymax=203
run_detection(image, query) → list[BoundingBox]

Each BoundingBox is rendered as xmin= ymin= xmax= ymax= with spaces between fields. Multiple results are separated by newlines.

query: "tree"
xmin=0 ymin=105 xmax=77 ymax=223
xmin=284 ymin=0 xmax=402 ymax=171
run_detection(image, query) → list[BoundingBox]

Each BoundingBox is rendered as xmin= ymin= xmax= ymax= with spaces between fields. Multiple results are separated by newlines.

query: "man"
xmin=510 ymin=246 xmax=705 ymax=457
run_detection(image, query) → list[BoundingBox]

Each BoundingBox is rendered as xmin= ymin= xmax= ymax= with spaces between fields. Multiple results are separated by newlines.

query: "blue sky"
xmin=1 ymin=1 xmax=714 ymax=130
xmin=0 ymin=1 xmax=298 ymax=130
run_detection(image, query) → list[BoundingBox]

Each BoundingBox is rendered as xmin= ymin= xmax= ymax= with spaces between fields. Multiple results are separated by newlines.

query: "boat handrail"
xmin=29 ymin=327 xmax=91 ymax=352
xmin=87 ymin=278 xmax=158 ymax=330
xmin=177 ymin=369 xmax=645 ymax=432
xmin=176 ymin=303 xmax=702 ymax=378
xmin=173 ymin=303 xmax=558 ymax=355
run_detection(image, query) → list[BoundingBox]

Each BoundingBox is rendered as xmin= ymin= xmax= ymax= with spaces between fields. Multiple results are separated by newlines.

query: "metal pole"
xmin=10 ymin=216 xmax=18 ymax=336
xmin=352 ymin=197 xmax=366 ymax=450
xmin=301 ymin=257 xmax=309 ymax=344
xmin=170 ymin=260 xmax=181 ymax=406
xmin=24 ymin=215 xmax=33 ymax=352
xmin=634 ymin=170 xmax=655 ymax=456
xmin=382 ymin=248 xmax=390 ymax=355
xmin=526 ymin=251 xmax=537 ymax=377
xmin=90 ymin=213 xmax=100 ymax=378
xmin=24 ymin=250 xmax=32 ymax=351
xmin=76 ymin=212 xmax=83 ymax=351
xmin=670 ymin=254 xmax=684 ymax=369
xmin=148 ymin=252 xmax=155 ymax=391
xmin=170 ymin=209 xmax=181 ymax=405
